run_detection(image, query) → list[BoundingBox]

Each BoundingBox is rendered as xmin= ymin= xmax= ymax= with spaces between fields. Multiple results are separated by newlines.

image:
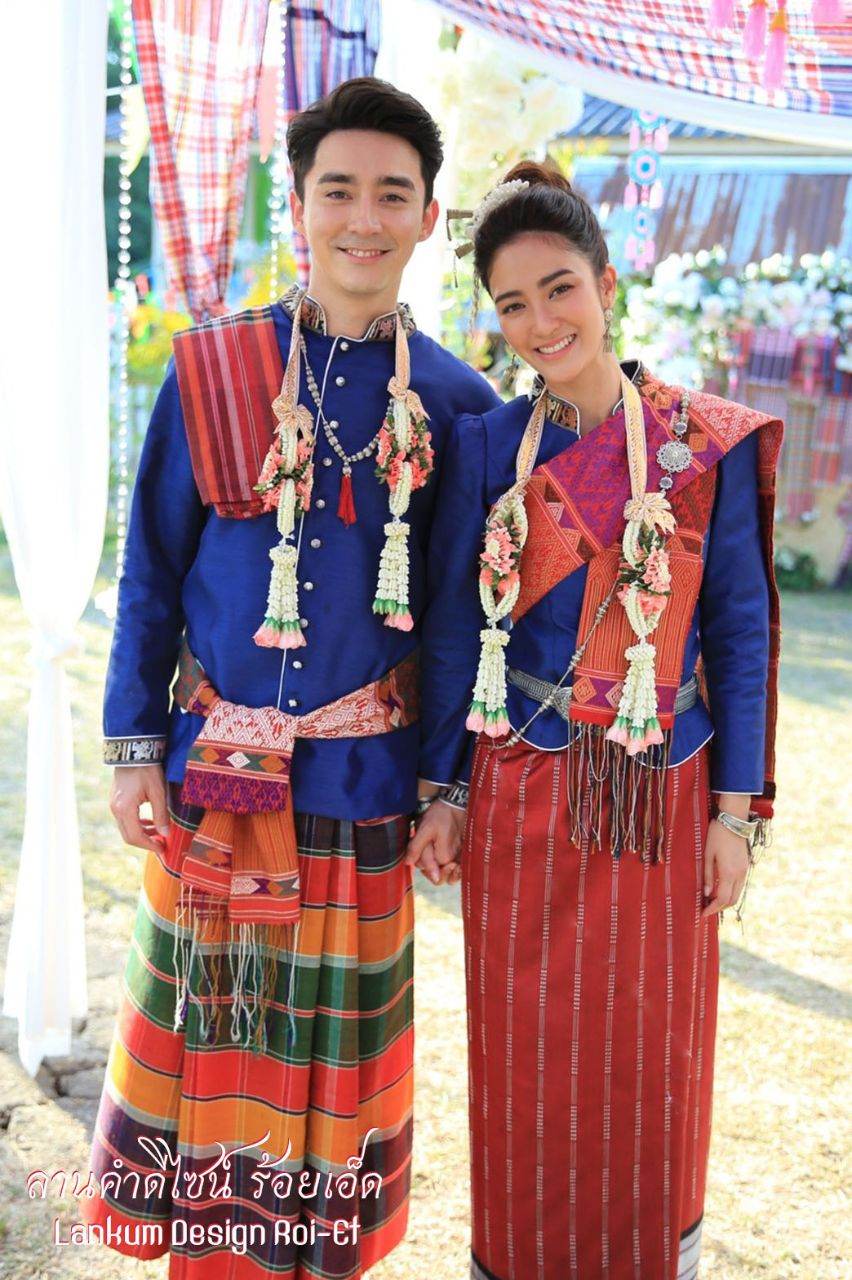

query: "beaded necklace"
xmin=252 ymin=288 xmax=435 ymax=648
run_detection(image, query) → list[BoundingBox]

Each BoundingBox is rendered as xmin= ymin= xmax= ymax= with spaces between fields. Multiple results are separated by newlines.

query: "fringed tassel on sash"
xmin=172 ymin=883 xmax=299 ymax=1054
xmin=563 ymin=722 xmax=672 ymax=862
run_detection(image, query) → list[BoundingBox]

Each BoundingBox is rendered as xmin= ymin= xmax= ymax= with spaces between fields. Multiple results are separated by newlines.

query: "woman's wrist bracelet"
xmin=716 ymin=810 xmax=761 ymax=843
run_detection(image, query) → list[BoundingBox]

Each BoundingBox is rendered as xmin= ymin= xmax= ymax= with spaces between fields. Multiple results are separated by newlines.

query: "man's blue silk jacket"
xmin=103 ymin=293 xmax=499 ymax=820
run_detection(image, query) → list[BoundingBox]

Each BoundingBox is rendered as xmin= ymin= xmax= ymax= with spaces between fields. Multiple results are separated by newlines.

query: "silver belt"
xmin=506 ymin=669 xmax=699 ymax=723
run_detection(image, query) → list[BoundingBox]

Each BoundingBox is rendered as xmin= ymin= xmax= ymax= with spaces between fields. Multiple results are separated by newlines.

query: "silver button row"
xmin=310 ymin=538 xmax=321 ymax=548
xmin=292 ymin=659 xmax=303 ymax=669
xmin=316 ymin=498 xmax=326 ymax=509
xmin=340 ymin=340 xmax=349 ymax=351
xmin=335 ymin=375 xmax=346 ymax=387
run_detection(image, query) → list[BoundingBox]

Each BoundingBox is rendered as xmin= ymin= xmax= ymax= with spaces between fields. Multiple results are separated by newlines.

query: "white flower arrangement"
xmin=621 ymin=247 xmax=851 ymax=384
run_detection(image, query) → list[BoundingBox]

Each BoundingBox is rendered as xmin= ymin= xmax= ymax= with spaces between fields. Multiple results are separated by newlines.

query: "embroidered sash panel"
xmin=511 ymin=373 xmax=783 ymax=815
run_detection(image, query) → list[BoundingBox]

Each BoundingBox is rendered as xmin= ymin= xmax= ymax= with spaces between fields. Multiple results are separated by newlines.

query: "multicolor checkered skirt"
xmin=80 ymin=787 xmax=413 ymax=1279
xmin=463 ymin=737 xmax=718 ymax=1280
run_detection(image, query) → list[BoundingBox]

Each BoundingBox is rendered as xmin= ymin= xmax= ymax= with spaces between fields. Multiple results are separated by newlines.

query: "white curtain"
xmin=0 ymin=3 xmax=110 ymax=1075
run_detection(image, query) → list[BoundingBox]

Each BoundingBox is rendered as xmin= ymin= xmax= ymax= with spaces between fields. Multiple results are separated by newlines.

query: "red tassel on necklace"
xmin=337 ymin=469 xmax=357 ymax=526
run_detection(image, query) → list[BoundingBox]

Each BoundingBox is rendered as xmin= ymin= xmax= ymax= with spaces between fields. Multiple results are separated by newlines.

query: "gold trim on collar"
xmin=530 ymin=360 xmax=647 ymax=432
xmin=279 ymin=282 xmax=416 ymax=341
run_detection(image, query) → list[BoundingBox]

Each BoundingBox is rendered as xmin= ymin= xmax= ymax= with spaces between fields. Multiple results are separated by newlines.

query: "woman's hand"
xmin=702 ymin=817 xmax=751 ymax=919
xmin=404 ymin=800 xmax=465 ymax=886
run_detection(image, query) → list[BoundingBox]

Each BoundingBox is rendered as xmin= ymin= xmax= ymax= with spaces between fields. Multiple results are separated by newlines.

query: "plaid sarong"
xmin=80 ymin=789 xmax=414 ymax=1278
xmin=132 ymin=0 xmax=268 ymax=320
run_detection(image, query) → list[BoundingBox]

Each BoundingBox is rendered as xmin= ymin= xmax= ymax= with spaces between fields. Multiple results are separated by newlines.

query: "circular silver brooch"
xmin=656 ymin=439 xmax=693 ymax=474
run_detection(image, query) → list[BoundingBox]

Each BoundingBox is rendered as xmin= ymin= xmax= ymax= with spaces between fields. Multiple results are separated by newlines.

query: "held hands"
xmin=110 ymin=764 xmax=171 ymax=853
xmin=404 ymin=800 xmax=466 ymax=886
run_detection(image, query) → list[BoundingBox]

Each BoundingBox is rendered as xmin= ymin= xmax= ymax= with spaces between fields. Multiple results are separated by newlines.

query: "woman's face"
xmin=488 ymin=231 xmax=617 ymax=385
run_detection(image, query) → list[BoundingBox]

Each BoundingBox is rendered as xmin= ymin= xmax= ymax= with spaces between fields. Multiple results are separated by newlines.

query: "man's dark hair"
xmin=286 ymin=76 xmax=444 ymax=205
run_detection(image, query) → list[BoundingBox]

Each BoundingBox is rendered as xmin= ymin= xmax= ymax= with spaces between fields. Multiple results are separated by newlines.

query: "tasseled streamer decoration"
xmin=708 ymin=0 xmax=736 ymax=28
xmin=373 ymin=518 xmax=414 ymax=630
xmin=763 ymin=2 xmax=788 ymax=90
xmin=337 ymin=469 xmax=357 ymax=526
xmin=173 ymin=883 xmax=299 ymax=1053
xmin=564 ymin=723 xmax=672 ymax=862
xmin=466 ymin=625 xmax=512 ymax=736
xmin=812 ymin=0 xmax=841 ymax=21
xmin=743 ymin=0 xmax=768 ymax=59
xmin=624 ymin=179 xmax=638 ymax=209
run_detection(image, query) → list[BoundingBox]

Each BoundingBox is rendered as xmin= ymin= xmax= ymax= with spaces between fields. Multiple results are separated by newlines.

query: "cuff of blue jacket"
xmin=103 ymin=736 xmax=167 ymax=766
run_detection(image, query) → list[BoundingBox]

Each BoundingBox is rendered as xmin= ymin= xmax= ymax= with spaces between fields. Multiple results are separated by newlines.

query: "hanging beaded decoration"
xmin=114 ymin=0 xmax=135 ymax=588
xmin=298 ymin=334 xmax=383 ymax=526
xmin=267 ymin=0 xmax=288 ymax=302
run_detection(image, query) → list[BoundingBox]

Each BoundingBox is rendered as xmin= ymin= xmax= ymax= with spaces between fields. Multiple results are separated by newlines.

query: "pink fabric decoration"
xmin=812 ymin=0 xmax=842 ymax=22
xmin=709 ymin=0 xmax=736 ymax=28
xmin=649 ymin=180 xmax=664 ymax=209
xmin=654 ymin=123 xmax=670 ymax=150
xmin=764 ymin=5 xmax=789 ymax=90
xmin=629 ymin=121 xmax=641 ymax=148
xmin=743 ymin=0 xmax=768 ymax=59
xmin=624 ymin=180 xmax=638 ymax=209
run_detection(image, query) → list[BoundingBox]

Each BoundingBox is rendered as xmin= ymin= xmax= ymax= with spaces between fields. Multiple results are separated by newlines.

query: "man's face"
xmin=291 ymin=129 xmax=439 ymax=301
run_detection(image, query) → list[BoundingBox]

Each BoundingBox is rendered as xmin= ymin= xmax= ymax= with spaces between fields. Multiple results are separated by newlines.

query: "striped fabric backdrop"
xmin=80 ymin=787 xmax=414 ymax=1279
xmin=132 ymin=0 xmax=269 ymax=321
xmin=283 ymin=1 xmax=382 ymax=282
xmin=431 ymin=0 xmax=852 ymax=126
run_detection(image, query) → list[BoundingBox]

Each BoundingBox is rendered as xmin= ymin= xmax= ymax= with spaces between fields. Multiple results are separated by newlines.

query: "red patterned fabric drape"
xmin=132 ymin=0 xmax=269 ymax=321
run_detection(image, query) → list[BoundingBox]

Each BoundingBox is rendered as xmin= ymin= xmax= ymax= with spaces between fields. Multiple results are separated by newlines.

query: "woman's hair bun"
xmin=499 ymin=159 xmax=573 ymax=197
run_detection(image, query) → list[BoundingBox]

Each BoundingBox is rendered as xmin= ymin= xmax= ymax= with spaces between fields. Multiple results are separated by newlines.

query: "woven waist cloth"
xmin=167 ymin=640 xmax=420 ymax=1049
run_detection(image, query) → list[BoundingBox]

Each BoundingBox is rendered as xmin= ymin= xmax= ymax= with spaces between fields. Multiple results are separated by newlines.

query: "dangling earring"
xmin=467 ymin=271 xmax=482 ymax=344
xmin=603 ymin=306 xmax=614 ymax=353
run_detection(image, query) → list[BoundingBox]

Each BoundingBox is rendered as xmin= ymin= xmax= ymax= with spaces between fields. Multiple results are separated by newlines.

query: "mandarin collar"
xmin=279 ymin=282 xmax=416 ymax=342
xmin=530 ymin=359 xmax=647 ymax=433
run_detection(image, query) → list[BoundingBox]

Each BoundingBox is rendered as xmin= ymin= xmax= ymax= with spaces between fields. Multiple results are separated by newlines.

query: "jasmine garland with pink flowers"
xmin=412 ymin=159 xmax=784 ymax=1280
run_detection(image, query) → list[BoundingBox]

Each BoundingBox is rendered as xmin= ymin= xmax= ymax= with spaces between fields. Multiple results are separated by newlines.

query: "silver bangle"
xmin=439 ymin=781 xmax=469 ymax=811
xmin=716 ymin=810 xmax=760 ymax=843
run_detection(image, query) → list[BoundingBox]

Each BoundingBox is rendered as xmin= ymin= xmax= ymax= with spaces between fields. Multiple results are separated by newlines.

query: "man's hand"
xmin=110 ymin=764 xmax=171 ymax=853
xmin=404 ymin=800 xmax=465 ymax=886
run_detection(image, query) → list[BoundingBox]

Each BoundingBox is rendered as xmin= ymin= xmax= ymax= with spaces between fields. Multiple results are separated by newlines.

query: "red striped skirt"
xmin=462 ymin=736 xmax=718 ymax=1280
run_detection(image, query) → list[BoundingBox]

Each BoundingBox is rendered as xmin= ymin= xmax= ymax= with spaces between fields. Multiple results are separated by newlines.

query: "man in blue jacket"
xmin=83 ymin=77 xmax=498 ymax=1278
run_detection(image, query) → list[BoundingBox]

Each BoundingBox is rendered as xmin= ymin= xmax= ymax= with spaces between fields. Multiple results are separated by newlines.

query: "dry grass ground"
xmin=0 ymin=580 xmax=849 ymax=1280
